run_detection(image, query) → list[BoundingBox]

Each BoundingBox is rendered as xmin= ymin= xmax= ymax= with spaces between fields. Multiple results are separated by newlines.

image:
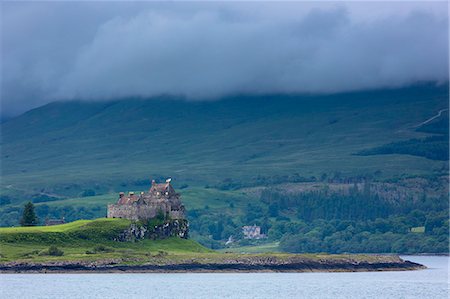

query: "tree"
xmin=20 ymin=202 xmax=38 ymax=226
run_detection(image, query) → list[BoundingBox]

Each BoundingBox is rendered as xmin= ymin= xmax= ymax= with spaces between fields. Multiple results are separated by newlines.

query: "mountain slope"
xmin=1 ymin=84 xmax=448 ymax=200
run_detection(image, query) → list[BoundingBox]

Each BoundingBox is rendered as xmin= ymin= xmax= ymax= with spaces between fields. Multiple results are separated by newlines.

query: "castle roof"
xmin=149 ymin=181 xmax=176 ymax=195
xmin=117 ymin=194 xmax=139 ymax=205
xmin=116 ymin=179 xmax=178 ymax=205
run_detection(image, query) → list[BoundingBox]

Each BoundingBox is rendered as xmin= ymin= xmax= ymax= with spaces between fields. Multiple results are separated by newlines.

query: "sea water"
xmin=0 ymin=256 xmax=448 ymax=299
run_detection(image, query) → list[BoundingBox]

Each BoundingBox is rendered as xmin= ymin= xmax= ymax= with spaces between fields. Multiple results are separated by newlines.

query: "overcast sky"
xmin=1 ymin=1 xmax=448 ymax=117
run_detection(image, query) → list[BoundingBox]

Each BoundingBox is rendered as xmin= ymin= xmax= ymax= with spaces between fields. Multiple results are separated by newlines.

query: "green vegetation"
xmin=45 ymin=245 xmax=64 ymax=256
xmin=0 ymin=84 xmax=448 ymax=255
xmin=85 ymin=245 xmax=114 ymax=254
xmin=246 ymin=187 xmax=448 ymax=254
xmin=0 ymin=218 xmax=211 ymax=263
xmin=356 ymin=135 xmax=448 ymax=161
xmin=0 ymin=218 xmax=132 ymax=244
xmin=357 ymin=109 xmax=448 ymax=161
xmin=20 ymin=202 xmax=38 ymax=226
xmin=2 ymin=218 xmax=411 ymax=272
xmin=1 ymin=85 xmax=447 ymax=202
xmin=219 ymin=242 xmax=280 ymax=254
xmin=277 ymin=213 xmax=448 ymax=254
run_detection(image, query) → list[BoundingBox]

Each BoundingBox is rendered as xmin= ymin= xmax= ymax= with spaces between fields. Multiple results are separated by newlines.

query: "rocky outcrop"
xmin=147 ymin=219 xmax=188 ymax=240
xmin=114 ymin=223 xmax=148 ymax=242
xmin=114 ymin=219 xmax=189 ymax=242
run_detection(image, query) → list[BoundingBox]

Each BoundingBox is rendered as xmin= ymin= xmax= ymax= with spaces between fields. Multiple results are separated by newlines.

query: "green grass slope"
xmin=0 ymin=218 xmax=211 ymax=263
xmin=1 ymin=84 xmax=448 ymax=204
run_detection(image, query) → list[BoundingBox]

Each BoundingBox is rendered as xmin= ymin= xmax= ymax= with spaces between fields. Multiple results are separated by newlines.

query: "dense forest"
xmin=187 ymin=180 xmax=449 ymax=253
xmin=356 ymin=135 xmax=448 ymax=161
xmin=278 ymin=212 xmax=448 ymax=254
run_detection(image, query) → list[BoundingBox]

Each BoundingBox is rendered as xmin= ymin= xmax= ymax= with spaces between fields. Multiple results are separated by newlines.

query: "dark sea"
xmin=0 ymin=256 xmax=448 ymax=299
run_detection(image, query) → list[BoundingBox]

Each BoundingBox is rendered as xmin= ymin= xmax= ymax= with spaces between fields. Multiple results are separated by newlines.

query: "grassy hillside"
xmin=0 ymin=84 xmax=448 ymax=253
xmin=0 ymin=218 xmax=211 ymax=263
xmin=1 ymin=84 xmax=448 ymax=203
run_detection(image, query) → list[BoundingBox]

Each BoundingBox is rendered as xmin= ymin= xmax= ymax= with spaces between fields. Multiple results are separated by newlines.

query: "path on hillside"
xmin=414 ymin=108 xmax=448 ymax=128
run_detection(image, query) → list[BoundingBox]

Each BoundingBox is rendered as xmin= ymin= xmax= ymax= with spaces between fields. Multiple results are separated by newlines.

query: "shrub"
xmin=155 ymin=250 xmax=168 ymax=257
xmin=40 ymin=245 xmax=64 ymax=256
xmin=48 ymin=245 xmax=64 ymax=256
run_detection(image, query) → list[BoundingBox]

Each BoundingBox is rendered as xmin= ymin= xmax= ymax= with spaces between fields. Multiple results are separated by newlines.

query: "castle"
xmin=107 ymin=179 xmax=186 ymax=221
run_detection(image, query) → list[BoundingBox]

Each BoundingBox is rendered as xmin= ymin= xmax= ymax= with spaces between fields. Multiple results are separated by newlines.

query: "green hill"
xmin=1 ymin=84 xmax=447 ymax=200
xmin=0 ymin=218 xmax=211 ymax=263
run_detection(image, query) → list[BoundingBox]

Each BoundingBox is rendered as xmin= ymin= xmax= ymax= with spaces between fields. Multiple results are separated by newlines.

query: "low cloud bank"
xmin=1 ymin=2 xmax=448 ymax=116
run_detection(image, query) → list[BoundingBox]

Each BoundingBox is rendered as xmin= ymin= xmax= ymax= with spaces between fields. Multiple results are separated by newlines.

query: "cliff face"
xmin=115 ymin=219 xmax=189 ymax=242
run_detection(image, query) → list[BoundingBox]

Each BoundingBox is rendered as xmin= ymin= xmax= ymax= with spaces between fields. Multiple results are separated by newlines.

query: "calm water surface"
xmin=0 ymin=256 xmax=448 ymax=299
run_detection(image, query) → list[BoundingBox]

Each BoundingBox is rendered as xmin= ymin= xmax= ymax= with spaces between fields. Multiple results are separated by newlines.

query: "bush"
xmin=42 ymin=245 xmax=64 ymax=256
xmin=155 ymin=250 xmax=168 ymax=257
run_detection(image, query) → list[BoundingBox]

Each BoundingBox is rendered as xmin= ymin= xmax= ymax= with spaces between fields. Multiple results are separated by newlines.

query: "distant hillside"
xmin=1 ymin=84 xmax=448 ymax=202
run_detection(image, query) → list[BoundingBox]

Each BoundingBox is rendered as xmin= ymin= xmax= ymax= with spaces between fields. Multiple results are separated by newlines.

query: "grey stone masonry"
xmin=107 ymin=179 xmax=186 ymax=221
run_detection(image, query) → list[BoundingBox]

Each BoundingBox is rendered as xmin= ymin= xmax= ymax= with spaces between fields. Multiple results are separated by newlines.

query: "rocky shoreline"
xmin=0 ymin=256 xmax=425 ymax=273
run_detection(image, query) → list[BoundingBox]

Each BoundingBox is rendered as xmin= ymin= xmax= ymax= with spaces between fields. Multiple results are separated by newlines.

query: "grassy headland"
xmin=0 ymin=219 xmax=209 ymax=263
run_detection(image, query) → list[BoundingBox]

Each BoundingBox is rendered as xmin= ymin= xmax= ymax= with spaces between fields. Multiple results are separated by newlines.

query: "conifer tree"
xmin=20 ymin=202 xmax=38 ymax=226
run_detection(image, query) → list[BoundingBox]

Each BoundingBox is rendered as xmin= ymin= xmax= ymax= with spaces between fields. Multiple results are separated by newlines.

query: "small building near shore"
xmin=242 ymin=225 xmax=266 ymax=239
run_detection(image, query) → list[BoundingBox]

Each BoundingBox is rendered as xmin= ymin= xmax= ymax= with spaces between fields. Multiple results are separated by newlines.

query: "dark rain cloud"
xmin=1 ymin=2 xmax=448 ymax=117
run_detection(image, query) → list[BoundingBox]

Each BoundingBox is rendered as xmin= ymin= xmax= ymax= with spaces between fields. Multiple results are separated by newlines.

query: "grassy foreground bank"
xmin=0 ymin=218 xmax=210 ymax=263
xmin=0 ymin=219 xmax=424 ymax=272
